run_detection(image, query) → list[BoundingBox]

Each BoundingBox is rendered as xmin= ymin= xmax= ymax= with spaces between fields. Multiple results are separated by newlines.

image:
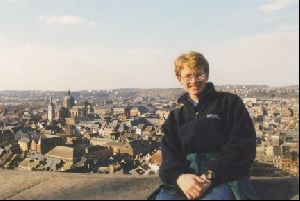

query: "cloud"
xmin=0 ymin=44 xmax=178 ymax=90
xmin=209 ymin=28 xmax=299 ymax=86
xmin=277 ymin=24 xmax=299 ymax=31
xmin=260 ymin=0 xmax=298 ymax=12
xmin=0 ymin=45 xmax=83 ymax=90
xmin=0 ymin=37 xmax=4 ymax=44
xmin=88 ymin=21 xmax=97 ymax=27
xmin=38 ymin=15 xmax=96 ymax=26
xmin=39 ymin=16 xmax=83 ymax=25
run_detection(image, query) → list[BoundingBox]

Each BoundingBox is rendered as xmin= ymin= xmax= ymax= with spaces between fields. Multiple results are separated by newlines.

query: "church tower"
xmin=63 ymin=90 xmax=75 ymax=109
xmin=48 ymin=97 xmax=55 ymax=123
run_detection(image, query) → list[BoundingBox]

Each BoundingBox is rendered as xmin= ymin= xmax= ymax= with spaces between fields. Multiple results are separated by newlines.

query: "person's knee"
xmin=155 ymin=191 xmax=167 ymax=200
xmin=155 ymin=190 xmax=186 ymax=200
xmin=201 ymin=183 xmax=235 ymax=200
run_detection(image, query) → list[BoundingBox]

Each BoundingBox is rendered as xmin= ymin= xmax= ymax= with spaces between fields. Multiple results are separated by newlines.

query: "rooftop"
xmin=45 ymin=146 xmax=82 ymax=160
xmin=0 ymin=170 xmax=298 ymax=200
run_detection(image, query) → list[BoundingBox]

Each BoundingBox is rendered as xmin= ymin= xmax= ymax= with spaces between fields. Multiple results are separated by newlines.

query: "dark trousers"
xmin=156 ymin=183 xmax=236 ymax=200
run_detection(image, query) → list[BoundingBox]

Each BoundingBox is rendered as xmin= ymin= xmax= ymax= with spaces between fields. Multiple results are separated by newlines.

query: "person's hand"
xmin=199 ymin=175 xmax=212 ymax=195
xmin=187 ymin=175 xmax=212 ymax=199
xmin=176 ymin=174 xmax=207 ymax=199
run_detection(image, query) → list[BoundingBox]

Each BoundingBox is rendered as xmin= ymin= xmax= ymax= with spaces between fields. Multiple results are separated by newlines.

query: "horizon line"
xmin=0 ymin=84 xmax=299 ymax=92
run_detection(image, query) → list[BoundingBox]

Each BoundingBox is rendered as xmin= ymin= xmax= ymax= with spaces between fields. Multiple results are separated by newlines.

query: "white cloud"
xmin=209 ymin=28 xmax=299 ymax=86
xmin=39 ymin=16 xmax=83 ymax=25
xmin=38 ymin=15 xmax=96 ymax=26
xmin=1 ymin=26 xmax=298 ymax=90
xmin=0 ymin=45 xmax=84 ymax=90
xmin=261 ymin=0 xmax=298 ymax=12
xmin=0 ymin=44 xmax=178 ymax=90
xmin=277 ymin=24 xmax=299 ymax=31
xmin=88 ymin=21 xmax=97 ymax=27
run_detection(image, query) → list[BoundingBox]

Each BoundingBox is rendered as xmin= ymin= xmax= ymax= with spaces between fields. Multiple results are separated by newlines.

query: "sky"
xmin=0 ymin=0 xmax=299 ymax=90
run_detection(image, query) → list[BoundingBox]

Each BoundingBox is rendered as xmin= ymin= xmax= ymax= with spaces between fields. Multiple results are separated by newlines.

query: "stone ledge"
xmin=0 ymin=170 xmax=298 ymax=200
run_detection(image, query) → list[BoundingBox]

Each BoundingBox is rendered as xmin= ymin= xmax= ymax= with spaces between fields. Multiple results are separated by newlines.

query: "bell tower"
xmin=48 ymin=97 xmax=55 ymax=123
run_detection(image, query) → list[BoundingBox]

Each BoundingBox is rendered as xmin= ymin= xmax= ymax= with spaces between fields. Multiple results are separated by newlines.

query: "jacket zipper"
xmin=195 ymin=111 xmax=199 ymax=119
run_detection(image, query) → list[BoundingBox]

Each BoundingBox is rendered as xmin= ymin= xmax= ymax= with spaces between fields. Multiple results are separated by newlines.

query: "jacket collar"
xmin=177 ymin=82 xmax=216 ymax=105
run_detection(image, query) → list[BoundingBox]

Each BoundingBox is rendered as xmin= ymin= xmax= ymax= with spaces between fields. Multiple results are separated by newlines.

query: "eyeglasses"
xmin=181 ymin=73 xmax=206 ymax=82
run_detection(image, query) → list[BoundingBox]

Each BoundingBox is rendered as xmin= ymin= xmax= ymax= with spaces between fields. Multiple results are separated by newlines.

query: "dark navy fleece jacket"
xmin=159 ymin=82 xmax=256 ymax=186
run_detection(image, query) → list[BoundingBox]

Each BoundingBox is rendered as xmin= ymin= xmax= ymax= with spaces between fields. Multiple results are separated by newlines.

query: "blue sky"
xmin=0 ymin=0 xmax=299 ymax=90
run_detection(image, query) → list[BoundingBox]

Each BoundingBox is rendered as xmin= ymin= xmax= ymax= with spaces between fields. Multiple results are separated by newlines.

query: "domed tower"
xmin=48 ymin=97 xmax=55 ymax=123
xmin=63 ymin=90 xmax=75 ymax=109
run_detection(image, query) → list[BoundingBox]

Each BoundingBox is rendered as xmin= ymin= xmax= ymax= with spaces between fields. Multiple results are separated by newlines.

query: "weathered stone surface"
xmin=0 ymin=170 xmax=298 ymax=200
xmin=0 ymin=170 xmax=161 ymax=200
xmin=252 ymin=177 xmax=299 ymax=200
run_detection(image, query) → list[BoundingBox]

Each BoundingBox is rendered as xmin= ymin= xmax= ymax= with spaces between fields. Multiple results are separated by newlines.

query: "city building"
xmin=18 ymin=138 xmax=31 ymax=152
xmin=63 ymin=90 xmax=75 ymax=109
xmin=35 ymin=134 xmax=64 ymax=155
xmin=45 ymin=146 xmax=85 ymax=163
xmin=47 ymin=97 xmax=55 ymax=123
xmin=106 ymin=142 xmax=134 ymax=156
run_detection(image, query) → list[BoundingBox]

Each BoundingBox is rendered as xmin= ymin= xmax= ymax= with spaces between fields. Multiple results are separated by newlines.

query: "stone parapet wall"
xmin=0 ymin=170 xmax=298 ymax=200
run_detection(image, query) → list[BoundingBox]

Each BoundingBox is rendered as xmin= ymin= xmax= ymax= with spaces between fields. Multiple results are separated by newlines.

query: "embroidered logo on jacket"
xmin=206 ymin=114 xmax=221 ymax=120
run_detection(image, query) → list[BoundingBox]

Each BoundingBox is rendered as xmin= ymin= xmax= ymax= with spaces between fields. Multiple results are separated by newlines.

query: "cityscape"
xmin=0 ymin=85 xmax=299 ymax=177
xmin=0 ymin=0 xmax=298 ymax=199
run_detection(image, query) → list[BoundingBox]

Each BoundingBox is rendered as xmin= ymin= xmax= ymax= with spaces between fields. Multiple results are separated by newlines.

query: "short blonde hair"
xmin=174 ymin=51 xmax=209 ymax=79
